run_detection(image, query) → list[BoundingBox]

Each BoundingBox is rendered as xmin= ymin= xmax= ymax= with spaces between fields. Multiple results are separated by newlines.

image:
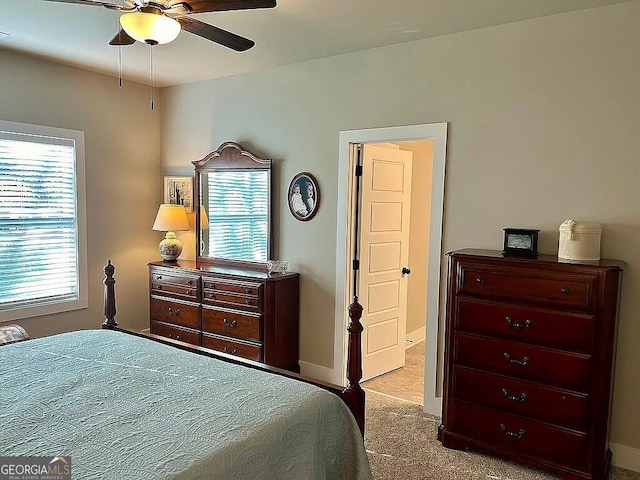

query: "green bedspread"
xmin=0 ymin=329 xmax=372 ymax=479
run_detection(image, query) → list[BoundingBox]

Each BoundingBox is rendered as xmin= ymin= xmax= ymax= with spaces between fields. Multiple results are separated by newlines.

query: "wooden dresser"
xmin=148 ymin=260 xmax=300 ymax=372
xmin=438 ymin=249 xmax=624 ymax=480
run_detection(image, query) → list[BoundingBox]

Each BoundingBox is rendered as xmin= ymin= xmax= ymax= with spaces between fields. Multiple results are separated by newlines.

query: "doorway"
xmin=333 ymin=123 xmax=448 ymax=415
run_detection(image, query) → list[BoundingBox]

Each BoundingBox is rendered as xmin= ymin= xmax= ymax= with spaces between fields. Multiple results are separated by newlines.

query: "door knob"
xmin=402 ymin=267 xmax=411 ymax=275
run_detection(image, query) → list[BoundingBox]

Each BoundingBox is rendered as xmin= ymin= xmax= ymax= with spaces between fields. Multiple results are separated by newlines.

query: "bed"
xmin=0 ymin=262 xmax=372 ymax=480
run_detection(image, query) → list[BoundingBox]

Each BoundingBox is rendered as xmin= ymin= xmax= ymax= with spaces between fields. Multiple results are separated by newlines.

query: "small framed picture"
xmin=163 ymin=176 xmax=193 ymax=212
xmin=502 ymin=228 xmax=540 ymax=256
xmin=288 ymin=172 xmax=319 ymax=221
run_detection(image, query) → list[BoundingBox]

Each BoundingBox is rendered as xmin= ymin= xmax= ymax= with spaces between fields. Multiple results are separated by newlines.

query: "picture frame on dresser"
xmin=163 ymin=176 xmax=193 ymax=212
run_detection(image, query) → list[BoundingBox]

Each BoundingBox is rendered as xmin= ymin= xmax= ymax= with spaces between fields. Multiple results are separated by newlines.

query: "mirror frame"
xmin=193 ymin=142 xmax=272 ymax=269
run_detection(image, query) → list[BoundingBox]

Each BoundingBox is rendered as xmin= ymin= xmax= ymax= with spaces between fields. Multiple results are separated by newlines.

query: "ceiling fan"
xmin=42 ymin=0 xmax=277 ymax=51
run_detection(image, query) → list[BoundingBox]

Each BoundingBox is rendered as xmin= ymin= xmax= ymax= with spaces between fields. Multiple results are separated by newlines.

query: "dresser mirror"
xmin=193 ymin=142 xmax=272 ymax=268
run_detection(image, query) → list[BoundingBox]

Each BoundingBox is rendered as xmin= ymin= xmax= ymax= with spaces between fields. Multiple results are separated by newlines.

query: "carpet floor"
xmin=364 ymin=390 xmax=640 ymax=480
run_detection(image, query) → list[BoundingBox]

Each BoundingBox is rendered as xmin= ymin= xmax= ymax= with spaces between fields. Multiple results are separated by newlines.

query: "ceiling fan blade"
xmin=40 ymin=0 xmax=129 ymax=10
xmin=109 ymin=29 xmax=136 ymax=46
xmin=176 ymin=17 xmax=255 ymax=51
xmin=171 ymin=0 xmax=276 ymax=14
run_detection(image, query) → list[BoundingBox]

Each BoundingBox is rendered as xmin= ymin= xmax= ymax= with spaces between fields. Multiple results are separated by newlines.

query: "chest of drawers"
xmin=148 ymin=261 xmax=300 ymax=372
xmin=438 ymin=249 xmax=624 ymax=480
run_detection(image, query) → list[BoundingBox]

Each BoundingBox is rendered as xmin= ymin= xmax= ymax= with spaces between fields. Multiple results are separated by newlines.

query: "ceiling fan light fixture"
xmin=120 ymin=11 xmax=181 ymax=45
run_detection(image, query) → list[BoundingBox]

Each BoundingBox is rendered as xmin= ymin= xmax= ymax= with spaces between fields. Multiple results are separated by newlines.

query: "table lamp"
xmin=152 ymin=204 xmax=190 ymax=262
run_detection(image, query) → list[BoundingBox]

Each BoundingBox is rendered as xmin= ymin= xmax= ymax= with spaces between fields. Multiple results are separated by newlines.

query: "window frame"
xmin=0 ymin=119 xmax=88 ymax=323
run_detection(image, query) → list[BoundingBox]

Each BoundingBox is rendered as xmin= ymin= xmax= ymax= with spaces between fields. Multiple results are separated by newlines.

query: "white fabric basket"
xmin=558 ymin=219 xmax=602 ymax=261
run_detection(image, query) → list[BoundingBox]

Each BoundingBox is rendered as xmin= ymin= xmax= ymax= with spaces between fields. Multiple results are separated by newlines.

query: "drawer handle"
xmin=503 ymin=353 xmax=530 ymax=366
xmin=186 ymin=280 xmax=194 ymax=286
xmin=499 ymin=424 xmax=526 ymax=439
xmin=245 ymin=288 xmax=250 ymax=294
xmin=166 ymin=333 xmax=181 ymax=341
xmin=245 ymin=299 xmax=251 ymax=305
xmin=156 ymin=275 xmax=162 ymax=280
xmin=167 ymin=307 xmax=180 ymax=316
xmin=505 ymin=317 xmax=532 ymax=330
xmin=560 ymin=286 xmax=571 ymax=295
xmin=475 ymin=276 xmax=485 ymax=285
xmin=156 ymin=285 xmax=163 ymax=290
xmin=501 ymin=388 xmax=528 ymax=403
xmin=209 ymin=293 xmax=215 ymax=299
xmin=185 ymin=290 xmax=192 ymax=296
xmin=222 ymin=347 xmax=238 ymax=355
xmin=223 ymin=318 xmax=237 ymax=328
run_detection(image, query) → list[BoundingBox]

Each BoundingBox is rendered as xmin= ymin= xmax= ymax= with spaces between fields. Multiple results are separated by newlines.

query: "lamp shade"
xmin=152 ymin=204 xmax=190 ymax=232
xmin=200 ymin=205 xmax=209 ymax=230
xmin=120 ymin=12 xmax=181 ymax=45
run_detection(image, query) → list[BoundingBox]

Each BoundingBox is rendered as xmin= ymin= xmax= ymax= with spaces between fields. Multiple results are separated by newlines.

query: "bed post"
xmin=343 ymin=295 xmax=365 ymax=437
xmin=102 ymin=260 xmax=118 ymax=328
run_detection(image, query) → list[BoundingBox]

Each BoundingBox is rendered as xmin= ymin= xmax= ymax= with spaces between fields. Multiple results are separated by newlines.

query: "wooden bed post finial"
xmin=343 ymin=295 xmax=365 ymax=437
xmin=102 ymin=260 xmax=118 ymax=328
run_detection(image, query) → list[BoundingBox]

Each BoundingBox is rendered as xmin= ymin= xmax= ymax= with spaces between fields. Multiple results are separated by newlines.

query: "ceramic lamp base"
xmin=159 ymin=231 xmax=183 ymax=262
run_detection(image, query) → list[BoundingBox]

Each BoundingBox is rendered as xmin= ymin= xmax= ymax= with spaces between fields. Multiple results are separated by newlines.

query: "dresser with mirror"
xmin=148 ymin=142 xmax=300 ymax=372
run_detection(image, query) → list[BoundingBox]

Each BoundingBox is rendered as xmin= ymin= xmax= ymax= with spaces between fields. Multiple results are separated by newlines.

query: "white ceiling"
xmin=0 ymin=0 xmax=632 ymax=87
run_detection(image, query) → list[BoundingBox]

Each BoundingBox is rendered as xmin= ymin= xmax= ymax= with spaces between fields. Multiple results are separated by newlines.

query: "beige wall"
xmin=399 ymin=140 xmax=434 ymax=336
xmin=160 ymin=2 xmax=640 ymax=449
xmin=0 ymin=50 xmax=160 ymax=336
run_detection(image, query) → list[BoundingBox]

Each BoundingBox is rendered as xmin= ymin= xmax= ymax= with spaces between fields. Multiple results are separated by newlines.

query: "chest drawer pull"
xmin=166 ymin=333 xmax=181 ymax=341
xmin=505 ymin=316 xmax=532 ymax=330
xmin=222 ymin=347 xmax=238 ymax=355
xmin=186 ymin=280 xmax=193 ymax=286
xmin=501 ymin=388 xmax=528 ymax=403
xmin=499 ymin=424 xmax=526 ymax=439
xmin=503 ymin=352 xmax=530 ymax=366
xmin=223 ymin=318 xmax=237 ymax=328
xmin=167 ymin=307 xmax=180 ymax=316
xmin=560 ymin=286 xmax=571 ymax=294
xmin=475 ymin=276 xmax=485 ymax=284
xmin=245 ymin=299 xmax=251 ymax=305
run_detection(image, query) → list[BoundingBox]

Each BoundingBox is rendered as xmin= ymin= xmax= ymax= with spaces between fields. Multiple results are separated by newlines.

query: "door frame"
xmin=334 ymin=123 xmax=448 ymax=415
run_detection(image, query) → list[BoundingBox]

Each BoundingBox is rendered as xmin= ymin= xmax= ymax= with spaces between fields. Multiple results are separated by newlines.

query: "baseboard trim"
xmin=406 ymin=326 xmax=426 ymax=349
xmin=299 ymin=361 xmax=335 ymax=384
xmin=611 ymin=442 xmax=640 ymax=472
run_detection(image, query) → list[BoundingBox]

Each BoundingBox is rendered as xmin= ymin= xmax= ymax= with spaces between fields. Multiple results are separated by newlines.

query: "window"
xmin=0 ymin=120 xmax=87 ymax=322
xmin=207 ymin=170 xmax=269 ymax=262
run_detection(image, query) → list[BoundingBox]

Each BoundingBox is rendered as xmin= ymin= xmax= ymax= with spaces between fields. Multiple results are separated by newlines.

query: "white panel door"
xmin=359 ymin=144 xmax=413 ymax=381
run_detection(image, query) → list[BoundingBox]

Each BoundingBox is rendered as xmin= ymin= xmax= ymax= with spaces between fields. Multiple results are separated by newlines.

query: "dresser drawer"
xmin=202 ymin=307 xmax=262 ymax=342
xmin=450 ymin=400 xmax=587 ymax=470
xmin=150 ymin=320 xmax=200 ymax=345
xmin=151 ymin=282 xmax=199 ymax=301
xmin=150 ymin=298 xmax=200 ymax=329
xmin=150 ymin=269 xmax=200 ymax=301
xmin=453 ymin=366 xmax=588 ymax=431
xmin=202 ymin=290 xmax=260 ymax=309
xmin=454 ymin=333 xmax=591 ymax=392
xmin=202 ymin=333 xmax=262 ymax=362
xmin=459 ymin=264 xmax=596 ymax=309
xmin=202 ymin=278 xmax=262 ymax=297
xmin=456 ymin=298 xmax=594 ymax=353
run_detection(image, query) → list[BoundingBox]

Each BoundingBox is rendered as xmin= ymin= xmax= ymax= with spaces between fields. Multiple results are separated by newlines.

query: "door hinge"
xmin=354 ymin=164 xmax=363 ymax=177
xmin=352 ymin=259 xmax=360 ymax=271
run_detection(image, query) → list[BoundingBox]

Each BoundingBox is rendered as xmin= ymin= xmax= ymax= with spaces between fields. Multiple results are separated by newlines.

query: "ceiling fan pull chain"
xmin=118 ymin=45 xmax=123 ymax=87
xmin=149 ymin=44 xmax=154 ymax=111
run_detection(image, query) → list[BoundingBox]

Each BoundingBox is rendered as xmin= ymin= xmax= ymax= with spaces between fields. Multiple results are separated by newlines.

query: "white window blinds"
xmin=207 ymin=170 xmax=269 ymax=262
xmin=0 ymin=129 xmax=80 ymax=313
